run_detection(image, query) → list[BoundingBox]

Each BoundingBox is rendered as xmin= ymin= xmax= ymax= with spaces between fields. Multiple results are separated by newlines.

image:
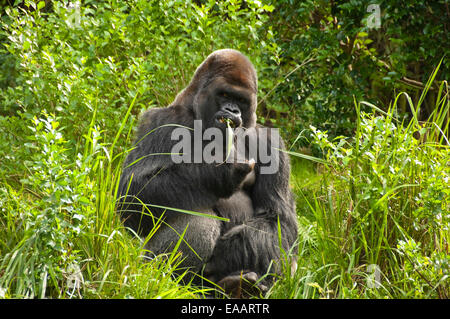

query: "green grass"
xmin=267 ymin=67 xmax=449 ymax=299
xmin=1 ymin=70 xmax=448 ymax=299
xmin=0 ymin=0 xmax=448 ymax=300
xmin=0 ymin=95 xmax=209 ymax=298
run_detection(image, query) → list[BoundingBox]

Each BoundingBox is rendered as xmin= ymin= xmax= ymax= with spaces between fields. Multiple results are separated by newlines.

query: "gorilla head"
xmin=172 ymin=49 xmax=258 ymax=131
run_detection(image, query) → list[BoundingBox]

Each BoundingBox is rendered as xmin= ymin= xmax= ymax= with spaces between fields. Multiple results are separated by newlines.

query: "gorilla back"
xmin=117 ymin=49 xmax=298 ymax=294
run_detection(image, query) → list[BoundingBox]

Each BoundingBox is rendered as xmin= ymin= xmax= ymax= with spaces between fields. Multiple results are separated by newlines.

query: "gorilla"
xmin=117 ymin=49 xmax=298 ymax=297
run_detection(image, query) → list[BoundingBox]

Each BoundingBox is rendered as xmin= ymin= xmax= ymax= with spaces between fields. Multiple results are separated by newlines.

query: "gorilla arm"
xmin=204 ymin=128 xmax=298 ymax=283
xmin=117 ymin=107 xmax=253 ymax=236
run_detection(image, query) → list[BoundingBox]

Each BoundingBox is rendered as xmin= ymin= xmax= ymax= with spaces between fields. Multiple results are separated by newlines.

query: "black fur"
xmin=117 ymin=49 xmax=298 ymax=288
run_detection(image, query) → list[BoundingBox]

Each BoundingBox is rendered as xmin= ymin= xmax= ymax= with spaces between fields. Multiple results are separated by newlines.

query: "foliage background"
xmin=0 ymin=0 xmax=448 ymax=298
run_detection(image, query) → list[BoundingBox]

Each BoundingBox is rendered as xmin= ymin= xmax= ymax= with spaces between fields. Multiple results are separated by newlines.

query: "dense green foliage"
xmin=267 ymin=0 xmax=449 ymax=139
xmin=0 ymin=0 xmax=448 ymax=299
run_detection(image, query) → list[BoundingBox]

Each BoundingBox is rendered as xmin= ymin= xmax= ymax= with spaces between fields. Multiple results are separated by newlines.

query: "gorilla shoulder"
xmin=136 ymin=104 xmax=193 ymax=141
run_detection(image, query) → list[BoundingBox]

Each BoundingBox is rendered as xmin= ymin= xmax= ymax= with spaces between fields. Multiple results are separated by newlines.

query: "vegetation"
xmin=0 ymin=0 xmax=448 ymax=299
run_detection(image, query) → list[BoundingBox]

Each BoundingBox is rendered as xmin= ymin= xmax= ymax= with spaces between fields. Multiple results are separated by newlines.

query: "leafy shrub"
xmin=0 ymin=112 xmax=93 ymax=297
xmin=0 ymin=0 xmax=278 ymax=177
xmin=0 ymin=108 xmax=202 ymax=298
xmin=298 ymin=75 xmax=449 ymax=297
xmin=397 ymin=239 xmax=449 ymax=298
xmin=264 ymin=0 xmax=449 ymax=142
xmin=0 ymin=0 xmax=448 ymax=299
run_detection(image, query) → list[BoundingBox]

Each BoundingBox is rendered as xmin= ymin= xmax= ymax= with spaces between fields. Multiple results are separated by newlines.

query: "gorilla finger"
xmin=232 ymin=163 xmax=253 ymax=182
xmin=248 ymin=158 xmax=256 ymax=170
xmin=242 ymin=271 xmax=258 ymax=283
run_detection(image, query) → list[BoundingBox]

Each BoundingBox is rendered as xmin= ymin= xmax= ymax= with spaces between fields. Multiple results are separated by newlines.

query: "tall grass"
xmin=269 ymin=65 xmax=449 ymax=299
xmin=1 ymin=69 xmax=448 ymax=299
xmin=0 ymin=97 xmax=203 ymax=298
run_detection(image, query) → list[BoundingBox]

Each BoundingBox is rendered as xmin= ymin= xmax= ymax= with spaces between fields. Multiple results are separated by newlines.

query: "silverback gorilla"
xmin=117 ymin=49 xmax=298 ymax=297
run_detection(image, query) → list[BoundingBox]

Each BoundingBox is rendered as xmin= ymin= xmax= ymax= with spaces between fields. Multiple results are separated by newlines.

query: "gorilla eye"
xmin=220 ymin=92 xmax=229 ymax=98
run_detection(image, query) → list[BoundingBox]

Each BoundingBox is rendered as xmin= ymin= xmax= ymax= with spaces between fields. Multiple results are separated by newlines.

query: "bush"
xmin=0 ymin=109 xmax=203 ymax=298
xmin=0 ymin=0 xmax=278 ymax=177
xmin=0 ymin=0 xmax=448 ymax=299
xmin=264 ymin=0 xmax=449 ymax=142
xmin=0 ymin=112 xmax=93 ymax=297
xmin=289 ymin=74 xmax=449 ymax=298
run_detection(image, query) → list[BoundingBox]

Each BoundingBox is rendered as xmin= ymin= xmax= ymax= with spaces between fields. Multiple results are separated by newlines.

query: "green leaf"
xmin=37 ymin=1 xmax=45 ymax=10
xmin=22 ymin=40 xmax=30 ymax=51
xmin=278 ymin=148 xmax=329 ymax=165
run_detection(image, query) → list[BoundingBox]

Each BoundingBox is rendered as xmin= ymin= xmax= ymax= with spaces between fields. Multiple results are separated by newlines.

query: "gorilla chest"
xmin=214 ymin=169 xmax=255 ymax=233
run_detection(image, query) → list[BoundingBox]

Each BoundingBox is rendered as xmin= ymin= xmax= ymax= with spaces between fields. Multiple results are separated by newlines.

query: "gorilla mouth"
xmin=219 ymin=117 xmax=235 ymax=128
xmin=217 ymin=116 xmax=240 ymax=128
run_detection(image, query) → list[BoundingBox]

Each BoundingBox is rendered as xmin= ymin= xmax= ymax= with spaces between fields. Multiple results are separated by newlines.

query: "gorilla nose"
xmin=223 ymin=103 xmax=241 ymax=116
xmin=217 ymin=103 xmax=242 ymax=128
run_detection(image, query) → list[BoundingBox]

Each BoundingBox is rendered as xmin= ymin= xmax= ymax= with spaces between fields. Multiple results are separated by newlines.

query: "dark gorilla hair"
xmin=117 ymin=49 xmax=298 ymax=297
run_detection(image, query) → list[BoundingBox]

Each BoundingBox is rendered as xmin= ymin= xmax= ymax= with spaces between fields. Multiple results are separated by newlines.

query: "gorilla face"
xmin=183 ymin=49 xmax=257 ymax=131
xmin=214 ymin=87 xmax=245 ymax=129
xmin=198 ymin=79 xmax=255 ymax=131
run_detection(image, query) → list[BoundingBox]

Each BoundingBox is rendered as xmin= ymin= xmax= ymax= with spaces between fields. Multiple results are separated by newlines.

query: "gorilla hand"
xmin=213 ymin=158 xmax=255 ymax=198
xmin=211 ymin=271 xmax=268 ymax=299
